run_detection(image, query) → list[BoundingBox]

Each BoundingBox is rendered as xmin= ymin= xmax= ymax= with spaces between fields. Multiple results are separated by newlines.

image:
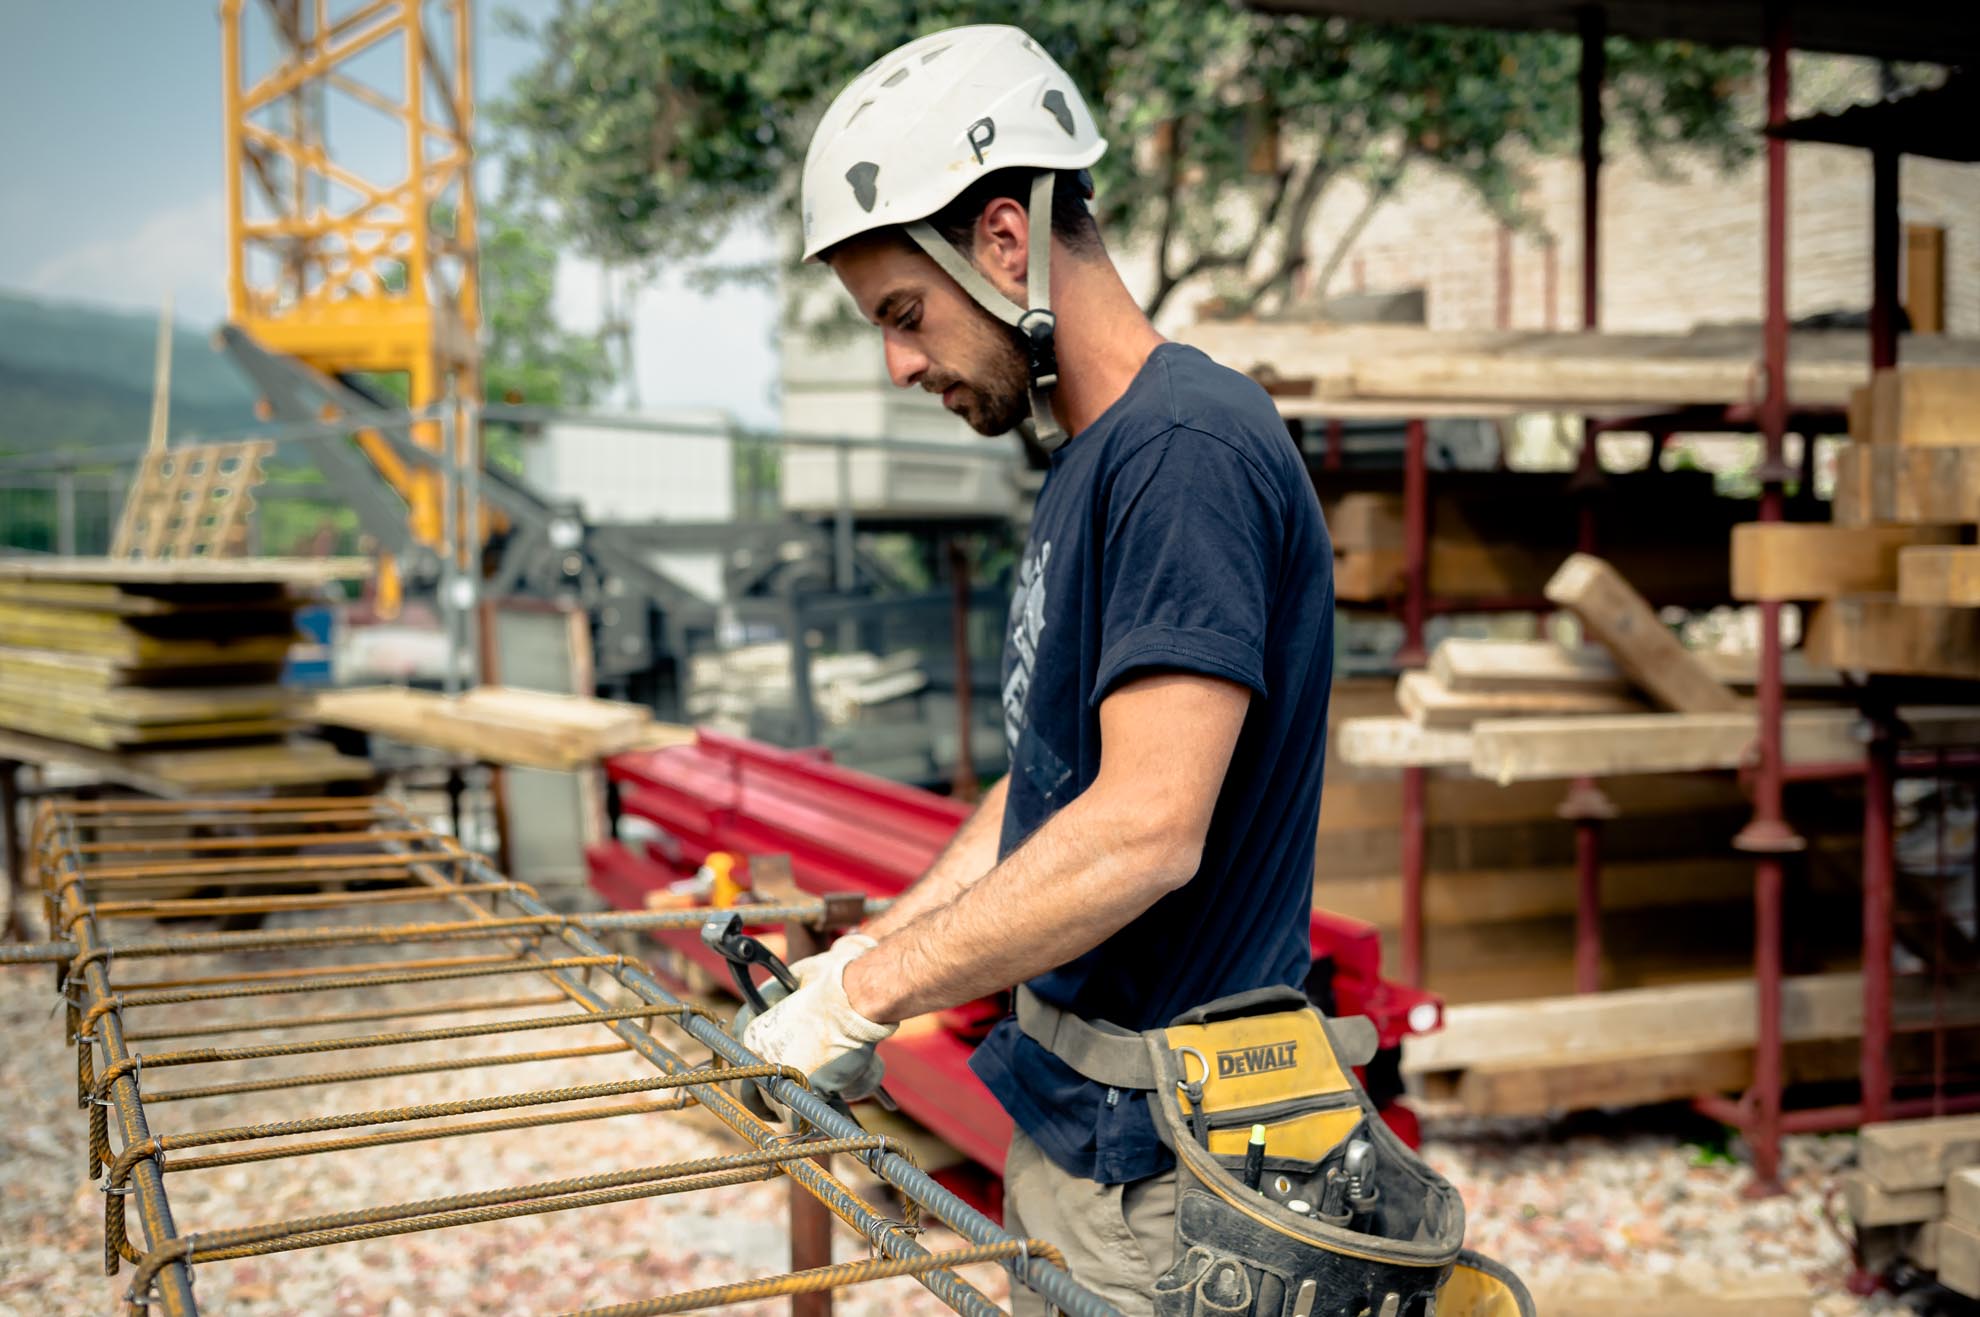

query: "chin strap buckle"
xmin=1017 ymin=308 xmax=1059 ymax=393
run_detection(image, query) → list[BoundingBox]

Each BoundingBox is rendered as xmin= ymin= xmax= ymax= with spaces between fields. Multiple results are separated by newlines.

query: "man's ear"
xmin=972 ymin=196 xmax=1032 ymax=297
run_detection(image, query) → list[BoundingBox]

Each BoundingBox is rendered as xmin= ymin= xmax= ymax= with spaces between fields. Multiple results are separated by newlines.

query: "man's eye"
xmin=897 ymin=308 xmax=921 ymax=332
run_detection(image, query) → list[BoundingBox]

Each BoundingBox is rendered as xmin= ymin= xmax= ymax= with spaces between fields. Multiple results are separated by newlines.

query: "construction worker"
xmin=743 ymin=26 xmax=1334 ymax=1315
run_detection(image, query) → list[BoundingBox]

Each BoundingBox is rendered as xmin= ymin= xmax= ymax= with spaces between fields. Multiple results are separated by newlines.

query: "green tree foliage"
xmin=479 ymin=201 xmax=616 ymax=413
xmin=499 ymin=2 xmax=1756 ymax=316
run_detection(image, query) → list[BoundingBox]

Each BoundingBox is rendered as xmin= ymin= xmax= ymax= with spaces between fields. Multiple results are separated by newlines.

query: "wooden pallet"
xmin=110 ymin=439 xmax=275 ymax=560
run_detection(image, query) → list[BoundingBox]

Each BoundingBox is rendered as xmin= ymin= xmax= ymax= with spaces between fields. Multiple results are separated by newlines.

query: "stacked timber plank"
xmin=0 ymin=557 xmax=361 ymax=751
xmin=1406 ymin=976 xmax=1980 ymax=1118
xmin=1848 ymin=1117 xmax=1980 ymax=1295
xmin=1328 ymin=471 xmax=1744 ymax=604
xmin=307 ymin=685 xmax=692 ymax=771
xmin=1787 ymin=365 xmax=1980 ymax=679
xmin=1172 ymin=320 xmax=1980 ymax=414
xmin=1341 ymin=556 xmax=1980 ymax=783
xmin=1327 ymin=559 xmax=1897 ymax=1008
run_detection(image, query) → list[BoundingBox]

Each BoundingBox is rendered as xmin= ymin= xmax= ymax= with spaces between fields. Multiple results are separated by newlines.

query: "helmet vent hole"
xmin=920 ymin=45 xmax=950 ymax=63
xmin=845 ymin=98 xmax=874 ymax=126
xmin=882 ymin=66 xmax=911 ymax=87
xmin=1042 ymin=89 xmax=1075 ymax=136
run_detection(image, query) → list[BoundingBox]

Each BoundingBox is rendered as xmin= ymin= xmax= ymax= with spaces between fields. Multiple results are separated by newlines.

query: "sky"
xmin=0 ymin=2 xmax=781 ymax=426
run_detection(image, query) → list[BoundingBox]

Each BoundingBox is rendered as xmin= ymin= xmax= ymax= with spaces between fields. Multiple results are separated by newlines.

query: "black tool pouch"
xmin=1142 ymin=987 xmax=1533 ymax=1317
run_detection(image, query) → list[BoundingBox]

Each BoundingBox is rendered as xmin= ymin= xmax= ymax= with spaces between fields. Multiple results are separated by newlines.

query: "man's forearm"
xmin=861 ymin=775 xmax=1008 ymax=939
xmin=845 ymin=785 xmax=1196 ymax=1022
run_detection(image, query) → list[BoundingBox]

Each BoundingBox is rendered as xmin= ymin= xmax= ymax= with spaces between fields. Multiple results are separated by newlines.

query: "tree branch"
xmin=1306 ymin=156 xmax=1410 ymax=308
xmin=1240 ymin=151 xmax=1334 ymax=311
xmin=1149 ymin=117 xmax=1187 ymax=312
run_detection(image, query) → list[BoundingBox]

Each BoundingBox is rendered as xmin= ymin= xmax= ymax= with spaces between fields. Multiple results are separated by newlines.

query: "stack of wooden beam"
xmin=307 ymin=685 xmax=692 ymax=771
xmin=0 ymin=558 xmax=359 ymax=751
xmin=1328 ymin=471 xmax=1743 ymax=603
xmin=1319 ymin=557 xmax=1877 ymax=1003
xmin=1771 ymin=364 xmax=1980 ymax=679
xmin=1848 ymin=1117 xmax=1980 ymax=1296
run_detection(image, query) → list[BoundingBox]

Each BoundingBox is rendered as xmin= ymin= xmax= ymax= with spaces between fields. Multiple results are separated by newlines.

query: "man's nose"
xmin=883 ymin=335 xmax=929 ymax=390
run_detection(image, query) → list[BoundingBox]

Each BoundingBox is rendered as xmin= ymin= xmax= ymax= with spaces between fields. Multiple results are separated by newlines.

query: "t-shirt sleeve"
xmin=1092 ymin=427 xmax=1284 ymax=705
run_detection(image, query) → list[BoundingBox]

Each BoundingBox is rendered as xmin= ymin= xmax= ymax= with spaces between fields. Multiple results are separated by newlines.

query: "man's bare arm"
xmin=861 ymin=774 xmax=1008 ymax=939
xmin=844 ymin=673 xmax=1249 ymax=1023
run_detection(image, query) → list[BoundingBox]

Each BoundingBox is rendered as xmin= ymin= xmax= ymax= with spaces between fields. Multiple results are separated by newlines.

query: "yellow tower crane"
xmin=220 ymin=0 xmax=480 ymax=614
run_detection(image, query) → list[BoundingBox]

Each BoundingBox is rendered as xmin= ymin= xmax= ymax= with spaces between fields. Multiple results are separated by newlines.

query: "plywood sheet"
xmin=0 ymin=556 xmax=366 ymax=585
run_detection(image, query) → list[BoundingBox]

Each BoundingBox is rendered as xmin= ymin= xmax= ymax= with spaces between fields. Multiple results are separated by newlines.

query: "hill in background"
xmin=0 ymin=292 xmax=260 ymax=457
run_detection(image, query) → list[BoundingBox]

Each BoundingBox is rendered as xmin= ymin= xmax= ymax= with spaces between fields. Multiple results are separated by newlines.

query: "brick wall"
xmin=1237 ymin=142 xmax=1979 ymax=338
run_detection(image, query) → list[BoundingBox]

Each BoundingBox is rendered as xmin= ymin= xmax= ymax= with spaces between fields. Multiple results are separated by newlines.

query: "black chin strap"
xmin=904 ymin=170 xmax=1066 ymax=450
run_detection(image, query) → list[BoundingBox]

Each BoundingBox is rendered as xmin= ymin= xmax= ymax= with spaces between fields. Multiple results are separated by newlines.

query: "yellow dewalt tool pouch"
xmin=1017 ymin=984 xmax=1532 ymax=1317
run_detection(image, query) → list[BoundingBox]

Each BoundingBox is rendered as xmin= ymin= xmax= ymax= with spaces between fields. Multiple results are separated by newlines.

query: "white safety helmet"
xmin=800 ymin=26 xmax=1108 ymax=448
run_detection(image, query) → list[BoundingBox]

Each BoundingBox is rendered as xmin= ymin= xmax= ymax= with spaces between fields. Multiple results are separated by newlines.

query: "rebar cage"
xmin=8 ymin=796 xmax=1116 ymax=1317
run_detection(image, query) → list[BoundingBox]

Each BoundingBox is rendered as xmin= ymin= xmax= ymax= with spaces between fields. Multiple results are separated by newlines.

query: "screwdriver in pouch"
xmin=1242 ymin=1124 xmax=1267 ymax=1192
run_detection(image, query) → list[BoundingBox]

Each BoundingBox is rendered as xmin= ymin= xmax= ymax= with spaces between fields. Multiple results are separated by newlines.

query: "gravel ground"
xmin=1417 ymin=1112 xmax=1923 ymax=1316
xmin=0 ymin=898 xmax=1943 ymax=1316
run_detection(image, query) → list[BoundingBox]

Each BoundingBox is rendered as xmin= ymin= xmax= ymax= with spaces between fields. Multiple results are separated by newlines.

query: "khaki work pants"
xmin=1002 ymin=1128 xmax=1178 ymax=1317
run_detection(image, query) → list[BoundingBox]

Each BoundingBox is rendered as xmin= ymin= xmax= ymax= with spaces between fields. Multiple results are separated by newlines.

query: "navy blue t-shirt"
xmin=968 ymin=342 xmax=1334 ymax=1186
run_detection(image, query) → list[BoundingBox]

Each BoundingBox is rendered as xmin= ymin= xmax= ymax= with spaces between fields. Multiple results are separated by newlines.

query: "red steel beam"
xmin=593 ymin=733 xmax=1442 ymax=1176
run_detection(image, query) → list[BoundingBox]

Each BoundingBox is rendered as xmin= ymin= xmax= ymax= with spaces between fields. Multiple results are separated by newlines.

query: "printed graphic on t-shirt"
xmin=1002 ymin=538 xmax=1052 ymax=751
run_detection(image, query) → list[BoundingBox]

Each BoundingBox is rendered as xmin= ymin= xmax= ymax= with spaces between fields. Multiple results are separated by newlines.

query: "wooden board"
xmin=0 ymin=726 xmax=373 ymax=795
xmin=1731 ymin=523 xmax=1960 ymax=600
xmin=1420 ymin=1036 xmax=1859 ymax=1117
xmin=308 ymin=685 xmax=690 ymax=771
xmin=0 ymin=557 xmax=366 ymax=585
xmin=1832 ymin=442 xmax=1875 ymax=527
xmin=0 ymin=603 xmax=298 ymax=667
xmin=1466 ymin=710 xmax=1822 ymax=782
xmin=1951 ymin=1166 xmax=1980 ymax=1227
xmin=1897 ymin=546 xmax=1980 ymax=608
xmin=1528 ymin=1269 xmax=1809 ymax=1317
xmin=1895 ymin=447 xmax=1980 ymax=523
xmin=0 ymin=579 xmax=295 ymax=614
xmin=1176 ymin=320 xmax=1980 ymax=412
xmin=1843 ymin=1171 xmax=1944 ymax=1227
xmin=1315 ymin=772 xmax=1749 ymax=833
xmin=1428 ymin=638 xmax=1626 ymax=695
xmin=1874 ymin=367 xmax=1980 ymax=446
xmin=1544 ymin=554 xmax=1741 ymax=712
xmin=1942 ymin=1219 xmax=1980 ymax=1298
xmin=1318 ymin=855 xmax=1756 ymax=928
xmin=1858 ymin=1115 xmax=1980 ymax=1193
xmin=0 ymin=645 xmax=277 ymax=693
xmin=1395 ymin=668 xmax=1643 ymax=728
xmin=1402 ymin=972 xmax=1866 ymax=1075
xmin=1804 ymin=594 xmax=1980 ymax=679
xmin=1334 ymin=716 xmax=1472 ymax=769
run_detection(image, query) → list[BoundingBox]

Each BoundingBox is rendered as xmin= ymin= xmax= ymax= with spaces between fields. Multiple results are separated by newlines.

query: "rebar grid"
xmin=19 ymin=797 xmax=1115 ymax=1317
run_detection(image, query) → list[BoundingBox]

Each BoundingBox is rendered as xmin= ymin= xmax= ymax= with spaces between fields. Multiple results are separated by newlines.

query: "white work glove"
xmin=741 ymin=952 xmax=896 ymax=1109
xmin=783 ymin=931 xmax=877 ymax=987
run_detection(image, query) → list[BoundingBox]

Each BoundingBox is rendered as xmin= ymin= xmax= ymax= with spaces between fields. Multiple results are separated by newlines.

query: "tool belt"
xmin=1016 ymin=985 xmax=1533 ymax=1317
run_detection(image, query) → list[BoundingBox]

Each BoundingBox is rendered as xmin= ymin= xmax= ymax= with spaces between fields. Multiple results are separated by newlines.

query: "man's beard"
xmin=934 ymin=318 xmax=1032 ymax=437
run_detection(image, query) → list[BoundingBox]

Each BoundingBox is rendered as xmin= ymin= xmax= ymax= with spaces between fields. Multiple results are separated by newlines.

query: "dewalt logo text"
xmin=1215 ymin=1041 xmax=1298 ymax=1078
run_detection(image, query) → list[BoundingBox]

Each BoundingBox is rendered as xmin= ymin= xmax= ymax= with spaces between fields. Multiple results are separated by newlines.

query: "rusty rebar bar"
xmin=20 ymin=797 xmax=1109 ymax=1317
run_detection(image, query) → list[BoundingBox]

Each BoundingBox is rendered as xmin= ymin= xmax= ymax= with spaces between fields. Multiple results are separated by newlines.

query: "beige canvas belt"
xmin=1014 ymin=985 xmax=1382 ymax=1092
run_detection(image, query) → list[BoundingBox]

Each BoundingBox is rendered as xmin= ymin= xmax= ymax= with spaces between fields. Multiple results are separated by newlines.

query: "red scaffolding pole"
xmin=1729 ymin=0 xmax=1806 ymax=1196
